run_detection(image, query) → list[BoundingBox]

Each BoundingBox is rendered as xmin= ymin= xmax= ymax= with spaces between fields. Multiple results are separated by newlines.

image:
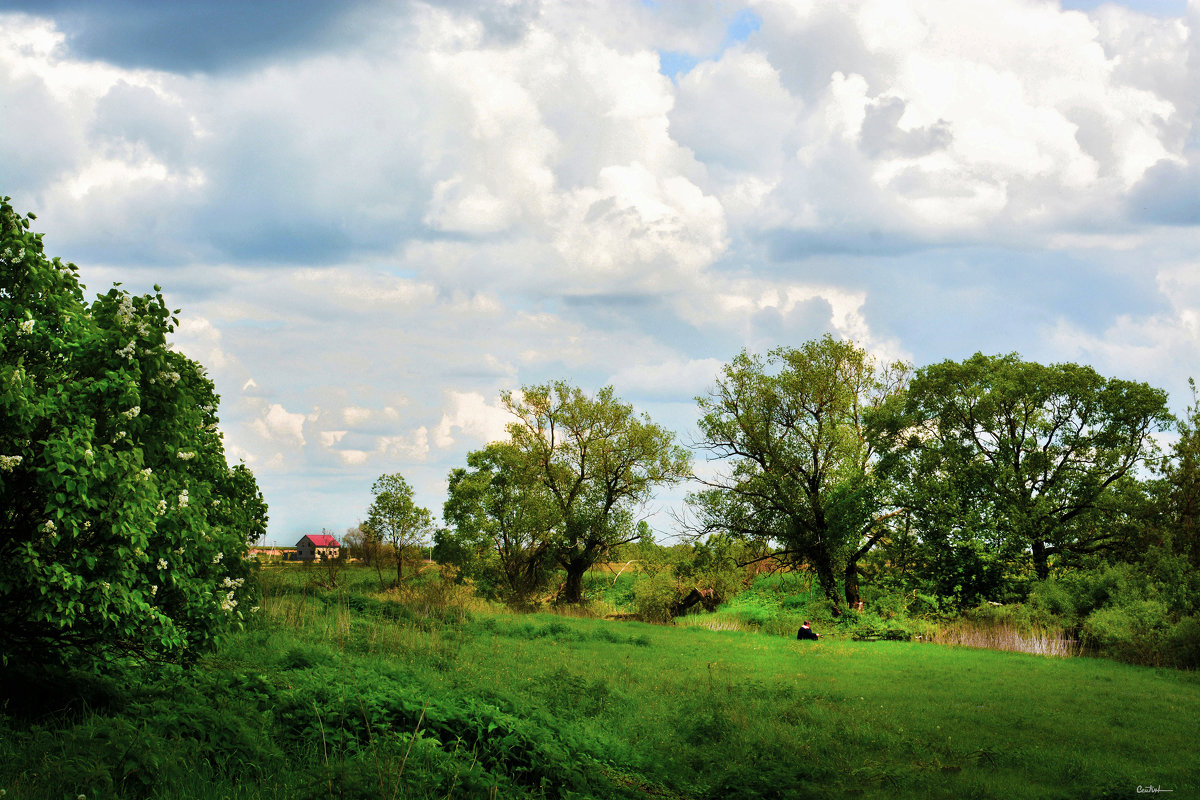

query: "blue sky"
xmin=2 ymin=0 xmax=1198 ymax=543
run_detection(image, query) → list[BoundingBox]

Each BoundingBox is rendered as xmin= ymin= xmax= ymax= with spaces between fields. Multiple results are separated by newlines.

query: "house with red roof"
xmin=294 ymin=533 xmax=341 ymax=561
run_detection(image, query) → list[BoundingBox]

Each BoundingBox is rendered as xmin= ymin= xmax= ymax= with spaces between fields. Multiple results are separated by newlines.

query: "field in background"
xmin=2 ymin=564 xmax=1197 ymax=799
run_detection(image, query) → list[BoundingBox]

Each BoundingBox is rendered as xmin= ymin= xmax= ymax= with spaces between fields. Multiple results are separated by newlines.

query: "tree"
xmin=872 ymin=353 xmax=1172 ymax=582
xmin=689 ymin=336 xmax=910 ymax=613
xmin=0 ymin=197 xmax=267 ymax=670
xmin=438 ymin=442 xmax=559 ymax=601
xmin=504 ymin=382 xmax=691 ymax=603
xmin=1164 ymin=378 xmax=1200 ymax=568
xmin=365 ymin=473 xmax=433 ymax=587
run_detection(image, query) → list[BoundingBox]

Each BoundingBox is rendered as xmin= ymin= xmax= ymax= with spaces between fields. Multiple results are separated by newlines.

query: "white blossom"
xmin=157 ymin=558 xmax=168 ymax=570
xmin=176 ymin=451 xmax=195 ymax=461
xmin=84 ymin=449 xmax=93 ymax=460
xmin=123 ymin=406 xmax=141 ymax=420
xmin=178 ymin=489 xmax=189 ymax=508
xmin=220 ymin=591 xmax=238 ymax=612
xmin=42 ymin=520 xmax=56 ymax=534
xmin=0 ymin=455 xmax=22 ymax=471
xmin=116 ymin=341 xmax=138 ymax=362
xmin=150 ymin=584 xmax=158 ymax=596
xmin=212 ymin=552 xmax=223 ymax=563
xmin=17 ymin=319 xmax=33 ymax=335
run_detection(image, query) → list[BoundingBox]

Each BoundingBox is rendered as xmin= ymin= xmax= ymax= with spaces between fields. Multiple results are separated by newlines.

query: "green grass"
xmin=2 ymin=565 xmax=1197 ymax=799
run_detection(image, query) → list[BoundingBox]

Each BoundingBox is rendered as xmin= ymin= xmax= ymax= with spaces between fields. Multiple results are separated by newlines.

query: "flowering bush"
xmin=0 ymin=196 xmax=267 ymax=670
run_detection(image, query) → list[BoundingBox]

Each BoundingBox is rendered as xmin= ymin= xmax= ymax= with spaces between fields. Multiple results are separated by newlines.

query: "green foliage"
xmin=873 ymin=352 xmax=1172 ymax=584
xmin=364 ymin=472 xmax=433 ymax=586
xmin=439 ymin=441 xmax=559 ymax=601
xmin=0 ymin=197 xmax=266 ymax=671
xmin=691 ymin=336 xmax=910 ymax=611
xmin=503 ymin=381 xmax=691 ymax=603
xmin=4 ymin=564 xmax=1200 ymax=799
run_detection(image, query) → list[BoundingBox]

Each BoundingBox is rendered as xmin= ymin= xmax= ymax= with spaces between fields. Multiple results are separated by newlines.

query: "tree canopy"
xmin=0 ymin=197 xmax=267 ymax=670
xmin=502 ymin=381 xmax=692 ymax=603
xmin=870 ymin=353 xmax=1172 ymax=583
xmin=690 ymin=336 xmax=910 ymax=613
xmin=365 ymin=472 xmax=434 ymax=586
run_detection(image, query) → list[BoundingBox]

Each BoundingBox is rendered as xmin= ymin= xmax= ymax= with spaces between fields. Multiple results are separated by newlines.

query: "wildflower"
xmin=157 ymin=558 xmax=168 ymax=570
xmin=155 ymin=499 xmax=167 ymax=515
xmin=123 ymin=406 xmax=141 ymax=420
xmin=178 ymin=489 xmax=189 ymax=508
xmin=84 ymin=448 xmax=93 ymax=460
xmin=17 ymin=318 xmax=33 ymax=335
xmin=150 ymin=585 xmax=158 ymax=596
xmin=176 ymin=451 xmax=195 ymax=461
xmin=114 ymin=431 xmax=126 ymax=441
xmin=0 ymin=454 xmax=22 ymax=472
xmin=116 ymin=340 xmax=137 ymax=361
xmin=212 ymin=552 xmax=223 ymax=564
xmin=42 ymin=520 xmax=56 ymax=534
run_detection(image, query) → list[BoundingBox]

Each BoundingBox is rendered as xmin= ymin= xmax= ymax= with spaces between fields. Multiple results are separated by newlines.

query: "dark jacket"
xmin=797 ymin=626 xmax=819 ymax=641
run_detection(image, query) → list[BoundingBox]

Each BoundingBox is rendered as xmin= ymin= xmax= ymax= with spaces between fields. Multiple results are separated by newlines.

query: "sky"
xmin=1 ymin=0 xmax=1198 ymax=544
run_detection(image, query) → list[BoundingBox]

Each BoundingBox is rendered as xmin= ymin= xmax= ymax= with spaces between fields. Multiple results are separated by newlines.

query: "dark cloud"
xmin=1127 ymin=157 xmax=1200 ymax=225
xmin=0 ymin=0 xmax=372 ymax=73
xmin=859 ymin=97 xmax=952 ymax=158
xmin=764 ymin=227 xmax=927 ymax=259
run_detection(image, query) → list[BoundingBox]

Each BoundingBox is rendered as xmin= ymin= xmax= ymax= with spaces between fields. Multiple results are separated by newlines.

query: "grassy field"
xmin=2 ymin=565 xmax=1197 ymax=799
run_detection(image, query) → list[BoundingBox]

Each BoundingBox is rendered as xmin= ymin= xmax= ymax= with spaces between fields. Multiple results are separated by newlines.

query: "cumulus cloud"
xmin=3 ymin=0 xmax=1198 ymax=540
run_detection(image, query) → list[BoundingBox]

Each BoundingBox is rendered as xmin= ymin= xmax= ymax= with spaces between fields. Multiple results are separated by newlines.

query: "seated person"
xmin=797 ymin=620 xmax=820 ymax=640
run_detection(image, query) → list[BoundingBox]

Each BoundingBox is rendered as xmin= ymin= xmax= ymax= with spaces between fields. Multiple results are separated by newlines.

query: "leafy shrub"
xmin=1081 ymin=600 xmax=1171 ymax=664
xmin=0 ymin=199 xmax=267 ymax=671
xmin=1164 ymin=615 xmax=1200 ymax=669
xmin=631 ymin=569 xmax=682 ymax=622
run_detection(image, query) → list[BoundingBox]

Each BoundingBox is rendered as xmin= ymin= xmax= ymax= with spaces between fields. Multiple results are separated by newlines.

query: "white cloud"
xmin=433 ymin=391 xmax=514 ymax=449
xmin=251 ymin=403 xmax=308 ymax=448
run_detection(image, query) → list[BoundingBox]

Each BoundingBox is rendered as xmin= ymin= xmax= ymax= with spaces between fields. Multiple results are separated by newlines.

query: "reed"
xmin=931 ymin=620 xmax=1082 ymax=657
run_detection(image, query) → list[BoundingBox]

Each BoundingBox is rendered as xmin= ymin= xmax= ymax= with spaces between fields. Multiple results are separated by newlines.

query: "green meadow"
xmin=2 ymin=565 xmax=1196 ymax=800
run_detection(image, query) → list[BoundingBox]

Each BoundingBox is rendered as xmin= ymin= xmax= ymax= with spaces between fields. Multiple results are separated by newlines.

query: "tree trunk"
xmin=843 ymin=560 xmax=861 ymax=610
xmin=1031 ymin=540 xmax=1050 ymax=581
xmin=560 ymin=565 xmax=585 ymax=604
xmin=811 ymin=550 xmax=843 ymax=617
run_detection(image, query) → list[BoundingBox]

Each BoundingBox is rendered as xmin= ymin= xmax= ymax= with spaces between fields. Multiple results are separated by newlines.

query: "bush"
xmin=631 ymin=570 xmax=682 ymax=623
xmin=1163 ymin=615 xmax=1200 ymax=669
xmin=1081 ymin=600 xmax=1171 ymax=664
xmin=0 ymin=198 xmax=267 ymax=671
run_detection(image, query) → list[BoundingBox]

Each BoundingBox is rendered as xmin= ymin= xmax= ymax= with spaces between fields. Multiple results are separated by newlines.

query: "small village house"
xmin=294 ymin=533 xmax=341 ymax=561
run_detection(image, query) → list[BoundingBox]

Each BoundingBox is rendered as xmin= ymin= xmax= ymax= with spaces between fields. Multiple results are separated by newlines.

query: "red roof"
xmin=300 ymin=534 xmax=340 ymax=547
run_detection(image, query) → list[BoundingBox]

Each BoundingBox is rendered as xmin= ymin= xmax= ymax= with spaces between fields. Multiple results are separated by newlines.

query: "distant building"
xmin=294 ymin=533 xmax=341 ymax=561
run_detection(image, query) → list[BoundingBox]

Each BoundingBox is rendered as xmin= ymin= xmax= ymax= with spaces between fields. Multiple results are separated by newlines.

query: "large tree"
xmin=365 ymin=473 xmax=434 ymax=587
xmin=871 ymin=353 xmax=1172 ymax=582
xmin=504 ymin=382 xmax=691 ymax=603
xmin=690 ymin=336 xmax=910 ymax=613
xmin=1163 ymin=379 xmax=1200 ymax=568
xmin=438 ymin=442 xmax=559 ymax=601
xmin=0 ymin=197 xmax=267 ymax=670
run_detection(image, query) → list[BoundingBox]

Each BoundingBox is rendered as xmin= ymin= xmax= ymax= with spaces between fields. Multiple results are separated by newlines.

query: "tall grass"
xmin=931 ymin=620 xmax=1082 ymax=657
xmin=4 ymin=564 xmax=1198 ymax=799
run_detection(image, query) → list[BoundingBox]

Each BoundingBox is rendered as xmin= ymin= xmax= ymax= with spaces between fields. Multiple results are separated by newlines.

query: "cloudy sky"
xmin=2 ymin=0 xmax=1198 ymax=544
